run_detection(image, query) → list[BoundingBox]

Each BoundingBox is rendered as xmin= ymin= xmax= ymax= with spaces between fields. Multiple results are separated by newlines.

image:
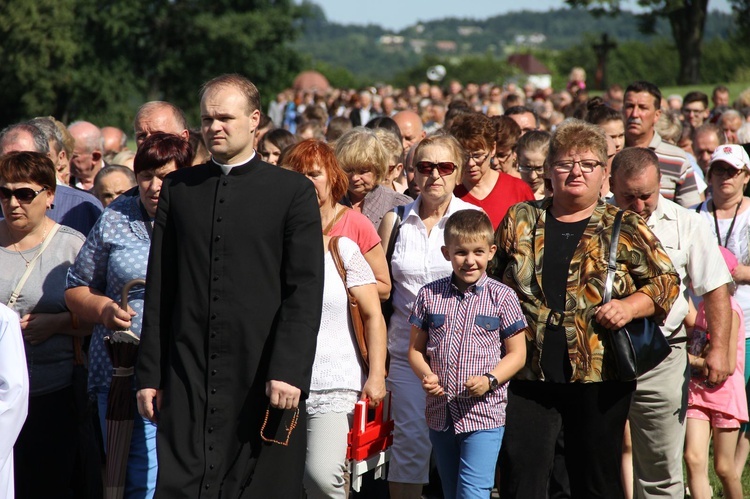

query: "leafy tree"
xmin=565 ymin=0 xmax=711 ymax=85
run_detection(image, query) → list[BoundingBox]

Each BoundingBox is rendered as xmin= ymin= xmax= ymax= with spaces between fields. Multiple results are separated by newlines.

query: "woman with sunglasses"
xmin=695 ymin=144 xmax=750 ymax=478
xmin=378 ymin=134 xmax=481 ymax=499
xmin=493 ymin=120 xmax=678 ymax=498
xmin=450 ymin=113 xmax=534 ymax=229
xmin=0 ymin=151 xmax=89 ymax=498
xmin=65 ymin=133 xmax=193 ymax=499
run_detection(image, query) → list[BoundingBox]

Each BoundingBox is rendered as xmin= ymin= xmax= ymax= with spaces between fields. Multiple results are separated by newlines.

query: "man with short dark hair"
xmin=610 ymin=147 xmax=732 ymax=499
xmin=136 ymin=74 xmax=324 ymax=498
xmin=0 ymin=122 xmax=102 ymax=235
xmin=692 ymin=123 xmax=724 ymax=175
xmin=682 ymin=91 xmax=709 ymax=129
xmin=711 ymin=85 xmax=731 ymax=119
xmin=623 ymin=80 xmax=702 ymax=208
xmin=504 ymin=105 xmax=539 ymax=136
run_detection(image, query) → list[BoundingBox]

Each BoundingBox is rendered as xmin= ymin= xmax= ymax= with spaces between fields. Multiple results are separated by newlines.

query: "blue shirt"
xmin=66 ymin=194 xmax=150 ymax=393
xmin=49 ymin=184 xmax=103 ymax=236
xmin=409 ymin=272 xmax=526 ymax=433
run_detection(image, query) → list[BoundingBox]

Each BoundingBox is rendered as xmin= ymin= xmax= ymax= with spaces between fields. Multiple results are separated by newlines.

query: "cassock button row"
xmin=219 ymin=198 xmax=225 ymax=203
xmin=211 ymin=369 xmax=217 ymax=375
xmin=205 ymin=484 xmax=210 ymax=490
xmin=217 ymin=217 xmax=223 ymax=222
xmin=210 ymin=332 xmax=217 ymax=338
xmin=211 ymin=407 xmax=217 ymax=413
xmin=208 ymin=427 xmax=214 ymax=433
xmin=211 ymin=388 xmax=217 ymax=394
xmin=215 ymin=235 xmax=221 ymax=242
xmin=209 ymin=445 xmax=214 ymax=451
xmin=223 ymin=181 xmax=228 ymax=186
xmin=211 ymin=353 xmax=218 ymax=359
xmin=213 ymin=296 xmax=218 ymax=301
xmin=214 ymin=256 xmax=219 ymax=262
xmin=210 ymin=464 xmax=215 ymax=470
xmin=211 ymin=314 xmax=217 ymax=320
xmin=213 ymin=276 xmax=219 ymax=281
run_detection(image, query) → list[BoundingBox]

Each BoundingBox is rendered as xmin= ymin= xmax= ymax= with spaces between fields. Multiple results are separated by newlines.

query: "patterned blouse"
xmin=66 ymin=194 xmax=151 ymax=393
xmin=493 ymin=198 xmax=680 ymax=383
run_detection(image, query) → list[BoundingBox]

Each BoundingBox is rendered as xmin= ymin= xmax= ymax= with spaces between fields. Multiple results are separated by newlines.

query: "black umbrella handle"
xmin=120 ymin=279 xmax=146 ymax=311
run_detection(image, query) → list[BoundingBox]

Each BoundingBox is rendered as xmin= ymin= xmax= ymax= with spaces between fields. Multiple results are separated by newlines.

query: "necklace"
xmin=10 ymin=219 xmax=50 ymax=268
xmin=711 ymin=199 xmax=743 ymax=248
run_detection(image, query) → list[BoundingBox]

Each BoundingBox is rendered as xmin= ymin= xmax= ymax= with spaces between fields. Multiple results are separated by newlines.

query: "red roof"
xmin=507 ymin=54 xmax=550 ymax=75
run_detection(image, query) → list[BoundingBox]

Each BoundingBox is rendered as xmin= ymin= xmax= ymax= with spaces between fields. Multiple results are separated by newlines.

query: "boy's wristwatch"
xmin=484 ymin=373 xmax=498 ymax=392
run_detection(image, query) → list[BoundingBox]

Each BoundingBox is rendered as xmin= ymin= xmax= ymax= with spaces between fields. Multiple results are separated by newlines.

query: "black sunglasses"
xmin=0 ymin=186 xmax=48 ymax=203
xmin=415 ymin=161 xmax=457 ymax=176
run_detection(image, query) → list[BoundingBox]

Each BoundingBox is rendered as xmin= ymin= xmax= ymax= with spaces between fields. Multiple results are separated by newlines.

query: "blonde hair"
xmin=373 ymin=128 xmax=403 ymax=167
xmin=334 ymin=127 xmax=389 ymax=183
xmin=444 ymin=210 xmax=494 ymax=246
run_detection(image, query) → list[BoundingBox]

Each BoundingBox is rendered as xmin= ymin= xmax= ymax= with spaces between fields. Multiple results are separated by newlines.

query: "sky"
xmin=305 ymin=0 xmax=733 ymax=32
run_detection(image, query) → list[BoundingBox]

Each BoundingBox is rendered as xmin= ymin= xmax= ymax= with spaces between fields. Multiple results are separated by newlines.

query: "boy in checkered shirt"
xmin=408 ymin=210 xmax=527 ymax=498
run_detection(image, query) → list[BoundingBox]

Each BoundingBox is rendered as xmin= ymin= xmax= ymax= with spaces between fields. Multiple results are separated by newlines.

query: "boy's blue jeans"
xmin=97 ymin=388 xmax=158 ymax=499
xmin=429 ymin=415 xmax=504 ymax=499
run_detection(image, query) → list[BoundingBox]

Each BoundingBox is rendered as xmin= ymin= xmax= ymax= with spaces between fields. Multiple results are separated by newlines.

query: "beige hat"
xmin=709 ymin=144 xmax=750 ymax=171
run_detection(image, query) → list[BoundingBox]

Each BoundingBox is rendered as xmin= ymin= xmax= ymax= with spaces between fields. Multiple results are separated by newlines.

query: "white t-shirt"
xmin=696 ymin=200 xmax=750 ymax=339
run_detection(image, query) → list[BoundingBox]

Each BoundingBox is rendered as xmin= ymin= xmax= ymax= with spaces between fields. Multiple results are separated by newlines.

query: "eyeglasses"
xmin=551 ymin=160 xmax=603 ymax=173
xmin=0 ymin=186 xmax=48 ymax=203
xmin=495 ymin=150 xmax=513 ymax=163
xmin=682 ymin=108 xmax=705 ymax=115
xmin=710 ymin=165 xmax=743 ymax=178
xmin=415 ymin=161 xmax=458 ymax=176
xmin=467 ymin=151 xmax=490 ymax=165
xmin=343 ymin=167 xmax=372 ymax=177
xmin=517 ymin=164 xmax=545 ymax=174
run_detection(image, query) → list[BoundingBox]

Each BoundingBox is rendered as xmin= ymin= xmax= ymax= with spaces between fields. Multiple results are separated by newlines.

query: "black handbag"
xmin=603 ymin=210 xmax=671 ymax=381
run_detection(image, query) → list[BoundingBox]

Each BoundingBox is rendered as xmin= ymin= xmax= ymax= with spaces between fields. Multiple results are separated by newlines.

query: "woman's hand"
xmin=101 ymin=301 xmax=135 ymax=330
xmin=464 ymin=375 xmax=490 ymax=397
xmin=421 ymin=373 xmax=444 ymax=396
xmin=20 ymin=313 xmax=65 ymax=345
xmin=361 ymin=374 xmax=386 ymax=407
xmin=595 ymin=298 xmax=636 ymax=330
xmin=731 ymin=264 xmax=750 ymax=285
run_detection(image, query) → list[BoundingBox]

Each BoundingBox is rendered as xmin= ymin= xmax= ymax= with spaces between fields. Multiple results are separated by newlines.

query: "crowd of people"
xmin=1 ymin=68 xmax=750 ymax=499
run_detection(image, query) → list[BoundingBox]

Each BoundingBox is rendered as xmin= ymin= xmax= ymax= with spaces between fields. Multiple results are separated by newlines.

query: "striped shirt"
xmin=409 ymin=273 xmax=526 ymax=433
xmin=649 ymin=131 xmax=703 ymax=208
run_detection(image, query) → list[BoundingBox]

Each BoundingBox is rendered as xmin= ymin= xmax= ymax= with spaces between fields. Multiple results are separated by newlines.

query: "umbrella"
xmin=103 ymin=278 xmax=146 ymax=499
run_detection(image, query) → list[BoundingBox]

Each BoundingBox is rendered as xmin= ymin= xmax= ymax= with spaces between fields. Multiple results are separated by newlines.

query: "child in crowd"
xmin=407 ymin=210 xmax=527 ymax=499
xmin=684 ymin=247 xmax=748 ymax=499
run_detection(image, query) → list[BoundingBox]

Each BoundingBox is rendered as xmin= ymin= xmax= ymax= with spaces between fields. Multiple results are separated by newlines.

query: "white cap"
xmin=709 ymin=144 xmax=750 ymax=171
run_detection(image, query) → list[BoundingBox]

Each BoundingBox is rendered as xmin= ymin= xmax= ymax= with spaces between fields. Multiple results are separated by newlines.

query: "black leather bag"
xmin=603 ymin=211 xmax=671 ymax=381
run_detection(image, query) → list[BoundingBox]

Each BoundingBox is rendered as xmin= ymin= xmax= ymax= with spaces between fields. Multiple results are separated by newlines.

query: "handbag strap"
xmin=603 ymin=211 xmax=624 ymax=304
xmin=7 ymin=223 xmax=61 ymax=309
xmin=329 ymin=236 xmax=355 ymax=302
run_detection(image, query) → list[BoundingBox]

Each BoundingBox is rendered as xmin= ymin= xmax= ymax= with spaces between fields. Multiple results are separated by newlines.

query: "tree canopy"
xmin=0 ymin=0 xmax=307 ymax=129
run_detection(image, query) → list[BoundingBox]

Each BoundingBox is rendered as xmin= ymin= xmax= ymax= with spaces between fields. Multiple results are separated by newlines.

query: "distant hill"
xmin=294 ymin=3 xmax=735 ymax=82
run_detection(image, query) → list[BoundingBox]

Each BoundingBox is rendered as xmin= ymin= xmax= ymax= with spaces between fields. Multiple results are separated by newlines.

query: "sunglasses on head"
xmin=415 ymin=161 xmax=457 ymax=176
xmin=0 ymin=186 xmax=48 ymax=203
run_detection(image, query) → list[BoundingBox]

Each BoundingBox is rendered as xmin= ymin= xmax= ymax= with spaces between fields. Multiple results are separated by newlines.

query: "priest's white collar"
xmin=212 ymin=151 xmax=256 ymax=175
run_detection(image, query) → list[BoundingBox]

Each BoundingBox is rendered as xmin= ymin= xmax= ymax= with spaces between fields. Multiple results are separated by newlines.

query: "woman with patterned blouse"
xmin=65 ymin=133 xmax=193 ymax=499
xmin=492 ymin=119 xmax=680 ymax=499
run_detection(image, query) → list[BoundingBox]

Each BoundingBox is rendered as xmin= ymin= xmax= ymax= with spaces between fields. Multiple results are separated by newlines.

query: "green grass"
xmin=659 ymin=82 xmax=750 ymax=103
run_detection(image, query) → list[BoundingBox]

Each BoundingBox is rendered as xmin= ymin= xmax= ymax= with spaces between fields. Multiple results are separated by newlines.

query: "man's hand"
xmin=704 ymin=347 xmax=730 ymax=387
xmin=465 ymin=375 xmax=490 ymax=397
xmin=265 ymin=380 xmax=301 ymax=410
xmin=137 ymin=388 xmax=162 ymax=424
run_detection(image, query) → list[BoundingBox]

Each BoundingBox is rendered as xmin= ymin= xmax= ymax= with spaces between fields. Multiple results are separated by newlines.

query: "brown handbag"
xmin=329 ymin=236 xmax=369 ymax=371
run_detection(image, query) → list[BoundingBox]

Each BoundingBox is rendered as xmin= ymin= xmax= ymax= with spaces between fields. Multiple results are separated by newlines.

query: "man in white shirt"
xmin=610 ymin=147 xmax=732 ymax=498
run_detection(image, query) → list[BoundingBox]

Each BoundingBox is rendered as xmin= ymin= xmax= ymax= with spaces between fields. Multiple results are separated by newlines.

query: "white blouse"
xmin=307 ymin=237 xmax=376 ymax=414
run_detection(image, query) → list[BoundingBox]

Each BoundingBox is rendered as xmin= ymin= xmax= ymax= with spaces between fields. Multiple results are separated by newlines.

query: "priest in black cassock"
xmin=136 ymin=74 xmax=324 ymax=498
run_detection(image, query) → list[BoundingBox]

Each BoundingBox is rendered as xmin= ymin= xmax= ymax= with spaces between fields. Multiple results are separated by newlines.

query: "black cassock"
xmin=137 ymin=156 xmax=324 ymax=498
